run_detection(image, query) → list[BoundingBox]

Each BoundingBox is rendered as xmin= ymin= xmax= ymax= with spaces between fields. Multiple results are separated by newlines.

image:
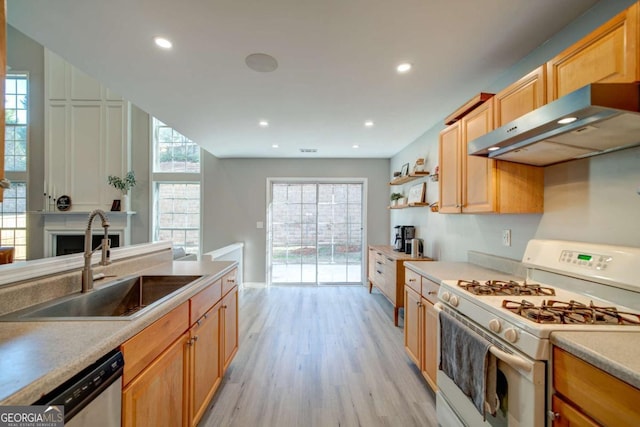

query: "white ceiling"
xmin=8 ymin=0 xmax=598 ymax=158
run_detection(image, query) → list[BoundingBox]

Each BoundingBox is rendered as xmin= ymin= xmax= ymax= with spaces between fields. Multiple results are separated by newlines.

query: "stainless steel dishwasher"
xmin=35 ymin=349 xmax=124 ymax=427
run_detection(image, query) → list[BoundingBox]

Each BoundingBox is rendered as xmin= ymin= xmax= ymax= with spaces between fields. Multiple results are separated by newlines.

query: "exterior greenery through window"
xmin=1 ymin=74 xmax=29 ymax=260
xmin=152 ymin=118 xmax=201 ymax=256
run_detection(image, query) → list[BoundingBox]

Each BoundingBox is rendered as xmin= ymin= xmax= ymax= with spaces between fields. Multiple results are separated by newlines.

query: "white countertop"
xmin=0 ymin=259 xmax=237 ymax=405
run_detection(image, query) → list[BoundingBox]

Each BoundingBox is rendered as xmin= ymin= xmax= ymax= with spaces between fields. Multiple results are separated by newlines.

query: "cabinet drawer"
xmin=190 ymin=278 xmax=222 ymax=324
xmin=553 ymin=347 xmax=640 ymax=427
xmin=405 ymin=269 xmax=421 ymax=294
xmin=121 ymin=301 xmax=189 ymax=386
xmin=222 ymin=268 xmax=238 ymax=296
xmin=422 ymin=277 xmax=440 ymax=305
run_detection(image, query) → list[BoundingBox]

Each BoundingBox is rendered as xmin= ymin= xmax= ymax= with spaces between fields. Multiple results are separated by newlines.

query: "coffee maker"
xmin=393 ymin=225 xmax=415 ymax=252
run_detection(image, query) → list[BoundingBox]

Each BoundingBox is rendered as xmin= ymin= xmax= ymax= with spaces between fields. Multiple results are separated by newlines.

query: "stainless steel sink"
xmin=0 ymin=275 xmax=202 ymax=321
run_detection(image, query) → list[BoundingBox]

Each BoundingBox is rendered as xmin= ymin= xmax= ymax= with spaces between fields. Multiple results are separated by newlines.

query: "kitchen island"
xmin=0 ymin=258 xmax=237 ymax=406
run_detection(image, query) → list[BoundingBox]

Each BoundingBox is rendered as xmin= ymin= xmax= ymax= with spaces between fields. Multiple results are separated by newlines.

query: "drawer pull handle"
xmin=409 ymin=278 xmax=416 ymax=282
xmin=223 ymin=305 xmax=228 ymax=309
xmin=193 ymin=336 xmax=198 ymax=342
xmin=428 ymin=291 xmax=437 ymax=295
xmin=228 ymin=279 xmax=235 ymax=283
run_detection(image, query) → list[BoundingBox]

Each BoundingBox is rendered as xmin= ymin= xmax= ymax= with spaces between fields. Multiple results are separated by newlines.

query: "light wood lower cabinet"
xmin=189 ymin=302 xmax=222 ymax=427
xmin=222 ymin=286 xmax=238 ymax=372
xmin=123 ymin=332 xmax=190 ymax=427
xmin=552 ymin=346 xmax=640 ymax=427
xmin=368 ymin=246 xmax=431 ymax=326
xmin=121 ymin=268 xmax=239 ymax=427
xmin=404 ymin=268 xmax=439 ymax=391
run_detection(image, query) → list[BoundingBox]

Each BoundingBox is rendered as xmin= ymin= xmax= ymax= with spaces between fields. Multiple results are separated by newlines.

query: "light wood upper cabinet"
xmin=438 ymin=123 xmax=462 ymax=213
xmin=461 ymin=99 xmax=496 ymax=213
xmin=439 ymin=97 xmax=543 ymax=214
xmin=494 ymin=66 xmax=546 ymax=127
xmin=547 ymin=2 xmax=639 ymax=101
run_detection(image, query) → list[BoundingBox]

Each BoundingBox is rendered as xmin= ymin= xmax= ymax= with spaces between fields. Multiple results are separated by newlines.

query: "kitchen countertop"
xmin=551 ymin=331 xmax=640 ymax=389
xmin=0 ymin=259 xmax=237 ymax=405
xmin=403 ymin=261 xmax=522 ymax=284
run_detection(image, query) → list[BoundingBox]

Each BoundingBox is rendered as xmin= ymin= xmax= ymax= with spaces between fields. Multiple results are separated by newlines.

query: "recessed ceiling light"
xmin=259 ymin=120 xmax=269 ymax=127
xmin=353 ymin=145 xmax=360 ymax=149
xmin=558 ymin=117 xmax=577 ymax=124
xmin=153 ymin=36 xmax=173 ymax=49
xmin=364 ymin=120 xmax=374 ymax=127
xmin=272 ymin=144 xmax=279 ymax=148
xmin=488 ymin=146 xmax=500 ymax=152
xmin=397 ymin=62 xmax=412 ymax=73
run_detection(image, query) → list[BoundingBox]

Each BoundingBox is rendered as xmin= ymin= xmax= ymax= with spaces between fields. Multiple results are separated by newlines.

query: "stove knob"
xmin=504 ymin=328 xmax=518 ymax=343
xmin=441 ymin=292 xmax=451 ymax=302
xmin=489 ymin=319 xmax=501 ymax=333
xmin=449 ymin=295 xmax=459 ymax=307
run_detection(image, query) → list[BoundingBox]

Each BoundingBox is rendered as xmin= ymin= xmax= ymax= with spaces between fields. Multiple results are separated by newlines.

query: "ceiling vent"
xmin=299 ymin=148 xmax=318 ymax=153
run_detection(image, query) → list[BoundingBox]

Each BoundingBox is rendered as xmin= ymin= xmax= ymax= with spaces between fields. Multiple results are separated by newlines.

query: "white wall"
xmin=201 ymin=156 xmax=390 ymax=282
xmin=389 ymin=0 xmax=639 ymax=263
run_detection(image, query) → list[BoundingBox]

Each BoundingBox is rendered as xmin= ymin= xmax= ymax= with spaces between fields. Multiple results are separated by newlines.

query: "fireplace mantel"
xmin=29 ymin=211 xmax=136 ymax=257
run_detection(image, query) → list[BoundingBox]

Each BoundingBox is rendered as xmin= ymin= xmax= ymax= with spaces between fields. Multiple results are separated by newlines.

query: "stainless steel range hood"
xmin=468 ymin=82 xmax=640 ymax=166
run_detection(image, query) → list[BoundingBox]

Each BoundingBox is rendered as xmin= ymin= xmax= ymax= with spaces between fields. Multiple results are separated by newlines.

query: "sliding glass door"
xmin=268 ymin=181 xmax=364 ymax=285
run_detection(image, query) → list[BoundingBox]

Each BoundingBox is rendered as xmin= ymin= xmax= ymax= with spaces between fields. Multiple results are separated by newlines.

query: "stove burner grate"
xmin=456 ymin=279 xmax=556 ymax=296
xmin=502 ymin=299 xmax=640 ymax=325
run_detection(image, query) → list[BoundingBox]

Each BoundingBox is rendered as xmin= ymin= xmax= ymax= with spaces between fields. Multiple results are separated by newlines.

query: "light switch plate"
xmin=256 ymin=221 xmax=264 ymax=229
xmin=502 ymin=229 xmax=511 ymax=247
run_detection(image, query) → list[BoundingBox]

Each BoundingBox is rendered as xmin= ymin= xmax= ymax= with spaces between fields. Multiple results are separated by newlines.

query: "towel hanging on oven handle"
xmin=434 ymin=302 xmax=532 ymax=373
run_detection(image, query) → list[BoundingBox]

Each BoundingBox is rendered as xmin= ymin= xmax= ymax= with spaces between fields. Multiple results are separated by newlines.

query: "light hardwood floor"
xmin=200 ymin=285 xmax=437 ymax=427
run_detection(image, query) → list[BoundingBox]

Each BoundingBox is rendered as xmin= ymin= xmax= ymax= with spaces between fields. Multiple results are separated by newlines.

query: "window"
xmin=152 ymin=119 xmax=201 ymax=255
xmin=1 ymin=73 xmax=29 ymax=261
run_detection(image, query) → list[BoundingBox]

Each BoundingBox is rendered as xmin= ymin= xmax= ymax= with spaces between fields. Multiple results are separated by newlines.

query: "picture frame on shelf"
xmin=400 ymin=163 xmax=410 ymax=177
xmin=407 ymin=182 xmax=426 ymax=204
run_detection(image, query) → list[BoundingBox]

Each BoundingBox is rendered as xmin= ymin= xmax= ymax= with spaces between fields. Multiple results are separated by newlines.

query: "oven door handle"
xmin=433 ymin=303 xmax=533 ymax=373
xmin=489 ymin=346 xmax=532 ymax=372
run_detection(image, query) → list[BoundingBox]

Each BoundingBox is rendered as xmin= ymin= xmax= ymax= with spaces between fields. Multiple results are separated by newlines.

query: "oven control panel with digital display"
xmin=560 ymin=250 xmax=612 ymax=270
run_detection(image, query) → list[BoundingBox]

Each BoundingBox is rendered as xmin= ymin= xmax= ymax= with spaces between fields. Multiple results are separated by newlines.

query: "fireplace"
xmin=36 ymin=211 xmax=134 ymax=258
xmin=55 ymin=234 xmax=121 ymax=256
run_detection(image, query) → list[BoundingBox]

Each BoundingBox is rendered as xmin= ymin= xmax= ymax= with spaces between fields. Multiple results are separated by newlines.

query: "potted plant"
xmin=107 ymin=171 xmax=136 ymax=211
xmin=390 ymin=192 xmax=403 ymax=206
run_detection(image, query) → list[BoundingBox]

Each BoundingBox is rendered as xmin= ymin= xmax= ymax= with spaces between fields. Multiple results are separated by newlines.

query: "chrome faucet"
xmin=81 ymin=209 xmax=111 ymax=293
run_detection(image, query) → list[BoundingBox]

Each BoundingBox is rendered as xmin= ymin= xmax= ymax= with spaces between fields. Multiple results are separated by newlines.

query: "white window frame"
xmin=150 ymin=119 xmax=202 ymax=257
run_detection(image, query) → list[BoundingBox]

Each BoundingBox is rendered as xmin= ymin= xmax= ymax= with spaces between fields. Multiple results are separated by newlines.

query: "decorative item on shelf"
xmin=390 ymin=192 xmax=404 ymax=206
xmin=0 ymin=178 xmax=11 ymax=189
xmin=429 ymin=201 xmax=439 ymax=212
xmin=413 ymin=158 xmax=425 ymax=173
xmin=408 ymin=182 xmax=426 ymax=204
xmin=400 ymin=163 xmax=410 ymax=177
xmin=56 ymin=195 xmax=72 ymax=211
xmin=108 ymin=171 xmax=136 ymax=212
xmin=393 ymin=171 xmax=401 ymax=178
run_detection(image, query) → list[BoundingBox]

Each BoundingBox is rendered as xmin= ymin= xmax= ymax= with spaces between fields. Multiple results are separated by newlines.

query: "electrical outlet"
xmin=502 ymin=229 xmax=511 ymax=247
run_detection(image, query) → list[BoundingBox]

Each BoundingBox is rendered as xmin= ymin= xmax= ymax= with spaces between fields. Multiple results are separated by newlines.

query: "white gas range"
xmin=435 ymin=239 xmax=640 ymax=427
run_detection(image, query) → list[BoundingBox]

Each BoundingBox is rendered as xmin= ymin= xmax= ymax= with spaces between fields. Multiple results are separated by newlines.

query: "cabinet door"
xmin=222 ymin=286 xmax=239 ymax=371
xmin=403 ymin=285 xmax=421 ymax=366
xmin=547 ymin=3 xmax=639 ymax=101
xmin=551 ymin=395 xmax=599 ymax=427
xmin=421 ymin=297 xmax=438 ymax=392
xmin=461 ymin=98 xmax=496 ymax=213
xmin=123 ymin=333 xmax=189 ymax=427
xmin=494 ymin=66 xmax=546 ymax=127
xmin=190 ymin=304 xmax=222 ymax=427
xmin=438 ymin=123 xmax=461 ymax=213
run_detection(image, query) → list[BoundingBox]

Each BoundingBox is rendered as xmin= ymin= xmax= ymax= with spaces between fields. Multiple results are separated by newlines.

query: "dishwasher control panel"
xmin=34 ymin=349 xmax=124 ymax=422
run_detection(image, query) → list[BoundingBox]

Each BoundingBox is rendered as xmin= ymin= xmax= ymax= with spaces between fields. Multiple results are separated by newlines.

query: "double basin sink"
xmin=0 ymin=275 xmax=203 ymax=321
